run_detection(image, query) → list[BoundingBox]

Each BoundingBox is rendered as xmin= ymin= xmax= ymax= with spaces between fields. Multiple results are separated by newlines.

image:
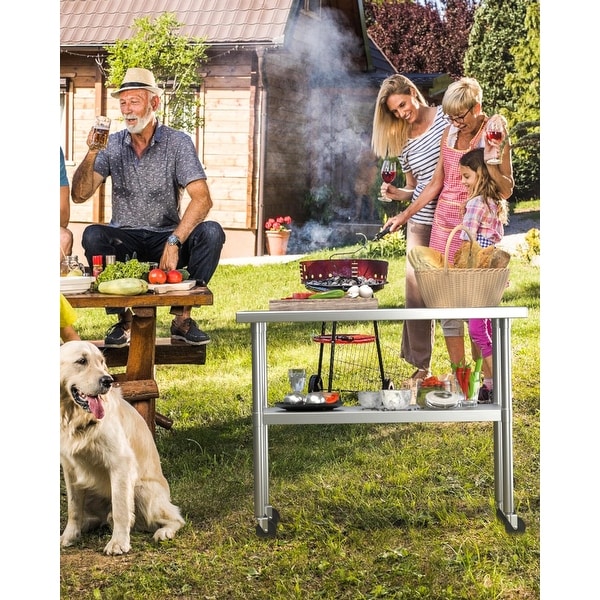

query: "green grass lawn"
xmin=60 ymin=241 xmax=540 ymax=599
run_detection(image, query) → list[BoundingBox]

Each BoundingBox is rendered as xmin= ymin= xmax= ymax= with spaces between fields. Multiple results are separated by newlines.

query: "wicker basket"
xmin=414 ymin=225 xmax=509 ymax=308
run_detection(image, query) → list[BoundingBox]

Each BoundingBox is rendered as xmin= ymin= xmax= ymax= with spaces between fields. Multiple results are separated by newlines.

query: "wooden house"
xmin=60 ymin=0 xmax=399 ymax=259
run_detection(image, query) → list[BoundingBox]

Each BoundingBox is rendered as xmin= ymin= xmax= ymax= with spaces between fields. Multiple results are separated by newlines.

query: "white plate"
xmin=425 ymin=390 xmax=460 ymax=409
xmin=60 ymin=276 xmax=95 ymax=294
xmin=147 ymin=280 xmax=196 ymax=294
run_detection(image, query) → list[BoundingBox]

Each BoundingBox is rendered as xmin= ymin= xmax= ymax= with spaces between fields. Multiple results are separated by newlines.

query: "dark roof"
xmin=60 ymin=0 xmax=296 ymax=48
xmin=60 ymin=1 xmax=397 ymax=81
xmin=367 ymin=35 xmax=397 ymax=81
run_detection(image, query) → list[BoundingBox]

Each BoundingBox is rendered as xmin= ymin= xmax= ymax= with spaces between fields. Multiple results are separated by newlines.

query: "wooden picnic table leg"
xmin=124 ymin=306 xmax=157 ymax=433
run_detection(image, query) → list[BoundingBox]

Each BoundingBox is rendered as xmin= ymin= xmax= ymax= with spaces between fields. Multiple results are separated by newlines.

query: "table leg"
xmin=493 ymin=317 xmax=525 ymax=533
xmin=251 ymin=322 xmax=277 ymax=536
xmin=125 ymin=306 xmax=157 ymax=432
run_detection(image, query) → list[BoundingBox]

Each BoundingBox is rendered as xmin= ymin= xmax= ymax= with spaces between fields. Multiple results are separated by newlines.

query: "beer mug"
xmin=90 ymin=116 xmax=111 ymax=150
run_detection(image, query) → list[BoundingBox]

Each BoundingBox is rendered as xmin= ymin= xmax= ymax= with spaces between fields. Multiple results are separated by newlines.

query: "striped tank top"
xmin=399 ymin=105 xmax=447 ymax=226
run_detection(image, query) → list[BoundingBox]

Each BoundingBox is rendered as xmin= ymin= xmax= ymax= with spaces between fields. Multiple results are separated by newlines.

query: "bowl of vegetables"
xmin=416 ymin=376 xmax=447 ymax=408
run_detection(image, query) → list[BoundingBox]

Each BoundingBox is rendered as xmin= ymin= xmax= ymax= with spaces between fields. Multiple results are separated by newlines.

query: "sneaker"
xmin=171 ymin=318 xmax=211 ymax=345
xmin=478 ymin=385 xmax=494 ymax=404
xmin=104 ymin=321 xmax=131 ymax=348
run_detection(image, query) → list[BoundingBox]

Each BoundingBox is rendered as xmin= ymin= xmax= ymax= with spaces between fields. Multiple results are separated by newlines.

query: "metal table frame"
xmin=236 ymin=307 xmax=528 ymax=537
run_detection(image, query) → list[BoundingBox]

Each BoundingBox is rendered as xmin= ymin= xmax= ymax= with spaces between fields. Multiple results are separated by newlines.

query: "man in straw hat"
xmin=72 ymin=67 xmax=225 ymax=347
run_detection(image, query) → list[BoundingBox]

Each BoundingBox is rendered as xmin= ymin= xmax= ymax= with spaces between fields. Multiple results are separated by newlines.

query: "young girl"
xmin=458 ymin=148 xmax=509 ymax=403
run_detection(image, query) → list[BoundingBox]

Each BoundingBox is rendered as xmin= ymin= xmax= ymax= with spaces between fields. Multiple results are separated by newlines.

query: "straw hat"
xmin=111 ymin=68 xmax=163 ymax=98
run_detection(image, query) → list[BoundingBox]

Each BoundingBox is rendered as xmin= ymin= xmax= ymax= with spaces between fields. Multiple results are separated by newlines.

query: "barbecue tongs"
xmin=372 ymin=224 xmax=393 ymax=242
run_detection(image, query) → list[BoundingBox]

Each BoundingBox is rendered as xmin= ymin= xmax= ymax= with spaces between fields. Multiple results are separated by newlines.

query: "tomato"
xmin=166 ymin=269 xmax=183 ymax=284
xmin=148 ymin=268 xmax=167 ymax=284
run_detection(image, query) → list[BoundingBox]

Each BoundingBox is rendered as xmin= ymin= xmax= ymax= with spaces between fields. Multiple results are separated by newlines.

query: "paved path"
xmin=496 ymin=209 xmax=540 ymax=255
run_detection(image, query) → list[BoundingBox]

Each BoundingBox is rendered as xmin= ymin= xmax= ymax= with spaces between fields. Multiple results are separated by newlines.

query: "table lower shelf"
xmin=262 ymin=404 xmax=501 ymax=425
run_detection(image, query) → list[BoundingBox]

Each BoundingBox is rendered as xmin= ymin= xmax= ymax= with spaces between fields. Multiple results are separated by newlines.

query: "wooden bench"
xmin=90 ymin=338 xmax=207 ymax=430
xmin=92 ymin=338 xmax=207 ymax=368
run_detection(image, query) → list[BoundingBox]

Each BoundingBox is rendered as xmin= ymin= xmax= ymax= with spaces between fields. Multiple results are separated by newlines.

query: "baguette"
xmin=407 ymin=246 xmax=444 ymax=270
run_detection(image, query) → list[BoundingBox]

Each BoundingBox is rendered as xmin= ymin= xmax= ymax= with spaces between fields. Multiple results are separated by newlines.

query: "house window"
xmin=60 ymin=77 xmax=72 ymax=160
xmin=160 ymin=81 xmax=202 ymax=137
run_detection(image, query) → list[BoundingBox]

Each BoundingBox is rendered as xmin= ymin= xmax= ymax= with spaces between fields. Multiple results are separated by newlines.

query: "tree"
xmin=463 ymin=0 xmax=528 ymax=113
xmin=464 ymin=0 xmax=539 ymax=198
xmin=104 ymin=13 xmax=210 ymax=131
xmin=365 ymin=0 xmax=478 ymax=77
xmin=505 ymin=2 xmax=540 ymax=198
xmin=505 ymin=1 xmax=540 ymax=124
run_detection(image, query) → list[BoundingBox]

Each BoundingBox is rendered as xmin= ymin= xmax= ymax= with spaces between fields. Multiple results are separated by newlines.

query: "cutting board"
xmin=148 ymin=280 xmax=196 ymax=294
xmin=269 ymin=297 xmax=378 ymax=311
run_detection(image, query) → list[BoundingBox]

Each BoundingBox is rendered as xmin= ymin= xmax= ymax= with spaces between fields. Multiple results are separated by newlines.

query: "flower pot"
xmin=265 ymin=230 xmax=291 ymax=256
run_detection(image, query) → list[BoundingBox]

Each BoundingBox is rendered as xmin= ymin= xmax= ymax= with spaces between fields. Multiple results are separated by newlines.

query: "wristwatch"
xmin=167 ymin=234 xmax=182 ymax=248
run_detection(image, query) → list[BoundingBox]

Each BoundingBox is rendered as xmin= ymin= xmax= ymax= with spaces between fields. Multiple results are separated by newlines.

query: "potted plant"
xmin=264 ymin=216 xmax=292 ymax=255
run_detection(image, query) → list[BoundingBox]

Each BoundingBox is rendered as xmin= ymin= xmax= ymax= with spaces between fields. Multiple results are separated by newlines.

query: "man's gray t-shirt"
xmin=93 ymin=123 xmax=206 ymax=232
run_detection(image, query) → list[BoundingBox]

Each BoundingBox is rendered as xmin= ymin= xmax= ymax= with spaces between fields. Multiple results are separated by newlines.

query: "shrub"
xmin=357 ymin=228 xmax=407 ymax=259
xmin=517 ymin=227 xmax=540 ymax=263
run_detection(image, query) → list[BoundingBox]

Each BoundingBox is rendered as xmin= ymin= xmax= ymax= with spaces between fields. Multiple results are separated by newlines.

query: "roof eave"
xmin=61 ymin=40 xmax=286 ymax=54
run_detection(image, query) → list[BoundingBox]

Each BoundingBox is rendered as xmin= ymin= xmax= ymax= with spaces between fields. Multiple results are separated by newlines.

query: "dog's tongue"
xmin=88 ymin=396 xmax=105 ymax=419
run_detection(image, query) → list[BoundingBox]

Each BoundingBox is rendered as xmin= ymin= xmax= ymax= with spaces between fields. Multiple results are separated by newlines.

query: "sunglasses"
xmin=444 ymin=107 xmax=473 ymax=124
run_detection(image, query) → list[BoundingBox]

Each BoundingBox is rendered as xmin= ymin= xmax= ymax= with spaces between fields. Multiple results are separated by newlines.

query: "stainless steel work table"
xmin=236 ymin=307 xmax=529 ymax=537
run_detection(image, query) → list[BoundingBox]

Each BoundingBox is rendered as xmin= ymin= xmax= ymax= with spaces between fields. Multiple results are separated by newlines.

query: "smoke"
xmin=284 ymin=8 xmax=383 ymax=254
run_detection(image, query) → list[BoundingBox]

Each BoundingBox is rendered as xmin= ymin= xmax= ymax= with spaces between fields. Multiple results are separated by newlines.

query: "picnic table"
xmin=65 ymin=285 xmax=214 ymax=435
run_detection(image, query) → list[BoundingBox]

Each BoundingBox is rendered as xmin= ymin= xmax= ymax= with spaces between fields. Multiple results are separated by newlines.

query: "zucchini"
xmin=308 ymin=289 xmax=345 ymax=299
xmin=97 ymin=278 xmax=149 ymax=296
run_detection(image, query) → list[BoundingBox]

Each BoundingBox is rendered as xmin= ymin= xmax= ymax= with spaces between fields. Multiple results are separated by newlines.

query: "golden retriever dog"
xmin=60 ymin=341 xmax=184 ymax=555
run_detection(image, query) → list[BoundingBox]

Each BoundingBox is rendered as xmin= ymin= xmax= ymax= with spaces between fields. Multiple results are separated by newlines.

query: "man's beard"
xmin=125 ymin=109 xmax=154 ymax=134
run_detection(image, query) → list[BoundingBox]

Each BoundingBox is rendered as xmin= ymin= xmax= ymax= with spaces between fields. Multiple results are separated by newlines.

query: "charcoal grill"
xmin=297 ymin=257 xmax=403 ymax=393
xmin=299 ymin=258 xmax=388 ymax=292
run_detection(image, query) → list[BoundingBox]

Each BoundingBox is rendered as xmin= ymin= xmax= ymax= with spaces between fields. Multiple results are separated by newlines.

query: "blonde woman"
xmin=371 ymin=74 xmax=446 ymax=380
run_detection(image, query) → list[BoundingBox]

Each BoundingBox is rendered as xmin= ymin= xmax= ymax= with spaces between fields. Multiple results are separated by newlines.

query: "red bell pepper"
xmin=453 ymin=364 xmax=471 ymax=397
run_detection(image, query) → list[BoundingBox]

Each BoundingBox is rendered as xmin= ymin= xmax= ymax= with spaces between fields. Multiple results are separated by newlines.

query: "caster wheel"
xmin=497 ymin=508 xmax=526 ymax=534
xmin=256 ymin=519 xmax=277 ymax=538
xmin=505 ymin=516 xmax=526 ymax=534
xmin=308 ymin=375 xmax=323 ymax=392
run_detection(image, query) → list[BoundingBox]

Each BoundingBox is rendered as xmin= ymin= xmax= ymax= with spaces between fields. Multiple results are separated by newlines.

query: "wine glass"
xmin=284 ymin=369 xmax=306 ymax=403
xmin=377 ymin=158 xmax=397 ymax=202
xmin=484 ymin=116 xmax=506 ymax=165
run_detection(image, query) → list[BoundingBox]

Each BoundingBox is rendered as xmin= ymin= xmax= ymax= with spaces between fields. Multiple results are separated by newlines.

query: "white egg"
xmin=347 ymin=285 xmax=360 ymax=298
xmin=358 ymin=284 xmax=373 ymax=298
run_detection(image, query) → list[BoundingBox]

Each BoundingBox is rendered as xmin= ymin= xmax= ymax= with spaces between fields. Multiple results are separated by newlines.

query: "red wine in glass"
xmin=486 ymin=130 xmax=503 ymax=143
xmin=378 ymin=159 xmax=397 ymax=201
xmin=485 ymin=118 xmax=505 ymax=165
xmin=381 ymin=162 xmax=397 ymax=183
